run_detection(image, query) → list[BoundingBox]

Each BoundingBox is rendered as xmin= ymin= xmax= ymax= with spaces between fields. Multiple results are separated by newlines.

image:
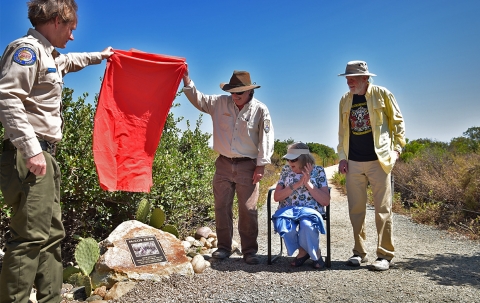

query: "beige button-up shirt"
xmin=0 ymin=28 xmax=102 ymax=159
xmin=183 ymin=80 xmax=274 ymax=166
xmin=337 ymin=84 xmax=406 ymax=174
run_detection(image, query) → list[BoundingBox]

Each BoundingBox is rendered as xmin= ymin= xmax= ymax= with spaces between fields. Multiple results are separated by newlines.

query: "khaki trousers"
xmin=213 ymin=156 xmax=259 ymax=255
xmin=346 ymin=160 xmax=394 ymax=260
xmin=0 ymin=150 xmax=64 ymax=303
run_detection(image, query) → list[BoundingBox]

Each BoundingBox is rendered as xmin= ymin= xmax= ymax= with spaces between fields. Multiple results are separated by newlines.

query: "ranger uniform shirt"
xmin=0 ymin=28 xmax=102 ymax=159
xmin=183 ymin=80 xmax=274 ymax=166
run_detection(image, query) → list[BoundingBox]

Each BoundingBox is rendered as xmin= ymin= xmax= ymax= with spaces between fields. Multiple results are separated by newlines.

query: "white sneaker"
xmin=371 ymin=258 xmax=391 ymax=271
xmin=346 ymin=255 xmax=368 ymax=267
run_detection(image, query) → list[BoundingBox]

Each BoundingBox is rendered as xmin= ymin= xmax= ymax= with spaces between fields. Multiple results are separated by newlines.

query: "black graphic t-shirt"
xmin=348 ymin=94 xmax=378 ymax=161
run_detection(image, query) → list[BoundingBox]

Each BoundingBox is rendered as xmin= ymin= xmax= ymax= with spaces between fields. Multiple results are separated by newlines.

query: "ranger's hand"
xmin=26 ymin=153 xmax=47 ymax=176
xmin=183 ymin=67 xmax=191 ymax=86
xmin=252 ymin=165 xmax=265 ymax=184
xmin=101 ymin=46 xmax=114 ymax=59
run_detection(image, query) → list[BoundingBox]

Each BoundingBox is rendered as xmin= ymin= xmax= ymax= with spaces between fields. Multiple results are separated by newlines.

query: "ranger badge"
xmin=264 ymin=119 xmax=271 ymax=133
xmin=13 ymin=47 xmax=37 ymax=66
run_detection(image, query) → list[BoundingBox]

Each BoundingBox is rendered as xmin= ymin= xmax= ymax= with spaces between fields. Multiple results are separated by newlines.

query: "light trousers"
xmin=346 ymin=160 xmax=394 ymax=260
xmin=282 ymin=219 xmax=321 ymax=261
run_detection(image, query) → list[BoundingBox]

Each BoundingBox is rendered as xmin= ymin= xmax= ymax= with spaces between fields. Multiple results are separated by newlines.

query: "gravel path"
xmin=112 ymin=165 xmax=480 ymax=303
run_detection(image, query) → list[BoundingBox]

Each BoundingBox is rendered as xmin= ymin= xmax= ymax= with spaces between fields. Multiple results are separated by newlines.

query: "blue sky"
xmin=1 ymin=0 xmax=479 ymax=150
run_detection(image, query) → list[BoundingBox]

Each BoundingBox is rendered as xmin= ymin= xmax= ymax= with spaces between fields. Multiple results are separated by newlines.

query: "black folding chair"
xmin=267 ymin=187 xmax=331 ymax=267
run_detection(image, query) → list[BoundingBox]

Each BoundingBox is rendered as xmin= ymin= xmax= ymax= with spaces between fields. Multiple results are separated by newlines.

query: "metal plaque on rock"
xmin=125 ymin=236 xmax=167 ymax=266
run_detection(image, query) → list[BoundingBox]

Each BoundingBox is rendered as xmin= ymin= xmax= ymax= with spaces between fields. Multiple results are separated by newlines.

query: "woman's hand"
xmin=303 ymin=164 xmax=331 ymax=206
xmin=301 ymin=163 xmax=314 ymax=187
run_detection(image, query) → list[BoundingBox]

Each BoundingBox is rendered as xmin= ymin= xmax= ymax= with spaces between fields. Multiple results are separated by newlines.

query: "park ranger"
xmin=0 ymin=1 xmax=112 ymax=302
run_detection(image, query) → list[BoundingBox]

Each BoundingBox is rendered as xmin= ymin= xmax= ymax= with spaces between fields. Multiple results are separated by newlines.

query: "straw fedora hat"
xmin=220 ymin=70 xmax=261 ymax=93
xmin=338 ymin=60 xmax=377 ymax=77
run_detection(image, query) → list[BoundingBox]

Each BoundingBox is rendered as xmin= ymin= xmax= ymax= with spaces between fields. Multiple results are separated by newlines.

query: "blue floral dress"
xmin=277 ymin=165 xmax=328 ymax=214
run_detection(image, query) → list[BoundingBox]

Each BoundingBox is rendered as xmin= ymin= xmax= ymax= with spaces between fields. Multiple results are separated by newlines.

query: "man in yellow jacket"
xmin=337 ymin=60 xmax=405 ymax=271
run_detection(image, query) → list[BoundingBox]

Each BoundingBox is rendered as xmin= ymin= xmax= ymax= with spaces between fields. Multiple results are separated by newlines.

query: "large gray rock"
xmin=91 ymin=220 xmax=193 ymax=289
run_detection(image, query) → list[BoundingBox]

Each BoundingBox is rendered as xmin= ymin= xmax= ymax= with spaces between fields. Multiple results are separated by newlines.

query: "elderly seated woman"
xmin=272 ymin=142 xmax=331 ymax=269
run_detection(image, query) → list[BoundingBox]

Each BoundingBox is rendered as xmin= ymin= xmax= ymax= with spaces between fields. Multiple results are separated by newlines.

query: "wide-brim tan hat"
xmin=338 ymin=60 xmax=377 ymax=77
xmin=282 ymin=148 xmax=310 ymax=160
xmin=220 ymin=70 xmax=261 ymax=93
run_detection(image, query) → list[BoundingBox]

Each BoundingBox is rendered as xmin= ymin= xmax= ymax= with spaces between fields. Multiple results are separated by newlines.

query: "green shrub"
xmin=307 ymin=142 xmax=338 ymax=167
xmin=394 ymin=145 xmax=480 ymax=239
xmin=147 ymin=113 xmax=216 ymax=235
xmin=331 ymin=171 xmax=346 ymax=187
xmin=0 ymin=87 xmax=216 ymax=265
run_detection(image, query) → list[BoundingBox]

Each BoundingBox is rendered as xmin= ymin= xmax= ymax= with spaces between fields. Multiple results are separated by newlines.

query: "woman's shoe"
xmin=312 ymin=258 xmax=326 ymax=269
xmin=291 ymin=253 xmax=310 ymax=267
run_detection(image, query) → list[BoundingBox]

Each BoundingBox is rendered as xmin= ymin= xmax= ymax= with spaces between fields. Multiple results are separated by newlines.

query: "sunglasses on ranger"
xmin=231 ymin=91 xmax=245 ymax=95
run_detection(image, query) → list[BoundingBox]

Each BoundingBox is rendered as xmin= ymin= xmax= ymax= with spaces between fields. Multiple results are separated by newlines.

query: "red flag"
xmin=93 ymin=49 xmax=186 ymax=192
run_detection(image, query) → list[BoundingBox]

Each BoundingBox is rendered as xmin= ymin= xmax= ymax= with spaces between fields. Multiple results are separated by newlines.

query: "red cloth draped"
xmin=93 ymin=49 xmax=186 ymax=192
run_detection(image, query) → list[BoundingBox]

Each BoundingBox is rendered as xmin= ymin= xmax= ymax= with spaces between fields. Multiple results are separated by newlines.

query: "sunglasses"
xmin=287 ymin=158 xmax=299 ymax=163
xmin=231 ymin=91 xmax=246 ymax=95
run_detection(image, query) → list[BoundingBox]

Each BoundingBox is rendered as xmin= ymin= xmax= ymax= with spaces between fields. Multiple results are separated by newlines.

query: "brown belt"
xmin=220 ymin=154 xmax=254 ymax=162
xmin=2 ymin=139 xmax=57 ymax=156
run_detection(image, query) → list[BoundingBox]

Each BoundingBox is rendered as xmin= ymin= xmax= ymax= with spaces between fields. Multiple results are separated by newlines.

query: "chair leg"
xmin=267 ymin=188 xmax=274 ymax=265
xmin=270 ymin=237 xmax=283 ymax=264
xmin=326 ymin=204 xmax=331 ymax=268
xmin=267 ymin=188 xmax=283 ymax=265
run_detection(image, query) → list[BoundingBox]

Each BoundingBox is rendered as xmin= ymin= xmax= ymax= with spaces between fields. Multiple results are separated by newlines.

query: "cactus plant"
xmin=63 ymin=265 xmax=81 ymax=283
xmin=149 ymin=208 xmax=166 ymax=229
xmin=162 ymin=224 xmax=179 ymax=238
xmin=135 ymin=201 xmax=180 ymax=238
xmin=74 ymin=237 xmax=100 ymax=276
xmin=68 ymin=272 xmax=92 ymax=296
xmin=135 ymin=198 xmax=151 ymax=223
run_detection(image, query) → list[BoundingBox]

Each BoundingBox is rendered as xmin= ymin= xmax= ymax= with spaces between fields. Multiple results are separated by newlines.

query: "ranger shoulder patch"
xmin=264 ymin=119 xmax=271 ymax=133
xmin=13 ymin=47 xmax=37 ymax=66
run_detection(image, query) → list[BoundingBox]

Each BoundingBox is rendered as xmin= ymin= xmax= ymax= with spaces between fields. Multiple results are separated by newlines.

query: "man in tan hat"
xmin=182 ymin=69 xmax=274 ymax=264
xmin=337 ymin=60 xmax=405 ymax=271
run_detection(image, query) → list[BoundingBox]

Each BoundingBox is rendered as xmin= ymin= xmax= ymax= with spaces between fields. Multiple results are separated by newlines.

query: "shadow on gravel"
xmin=209 ymin=256 xmax=374 ymax=273
xmin=209 ymin=255 xmax=331 ymax=274
xmin=400 ymin=253 xmax=480 ymax=287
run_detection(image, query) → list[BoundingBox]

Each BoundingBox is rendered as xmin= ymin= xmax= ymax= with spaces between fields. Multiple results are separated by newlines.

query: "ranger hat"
xmin=220 ymin=70 xmax=261 ymax=93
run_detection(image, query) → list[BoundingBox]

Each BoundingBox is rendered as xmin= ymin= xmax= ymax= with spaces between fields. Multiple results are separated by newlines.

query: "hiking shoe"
xmin=371 ymin=258 xmax=391 ymax=271
xmin=212 ymin=248 xmax=231 ymax=259
xmin=243 ymin=253 xmax=260 ymax=265
xmin=346 ymin=255 xmax=368 ymax=267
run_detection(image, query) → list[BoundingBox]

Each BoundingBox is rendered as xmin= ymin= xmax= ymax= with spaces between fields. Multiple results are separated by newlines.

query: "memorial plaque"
xmin=125 ymin=236 xmax=167 ymax=266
